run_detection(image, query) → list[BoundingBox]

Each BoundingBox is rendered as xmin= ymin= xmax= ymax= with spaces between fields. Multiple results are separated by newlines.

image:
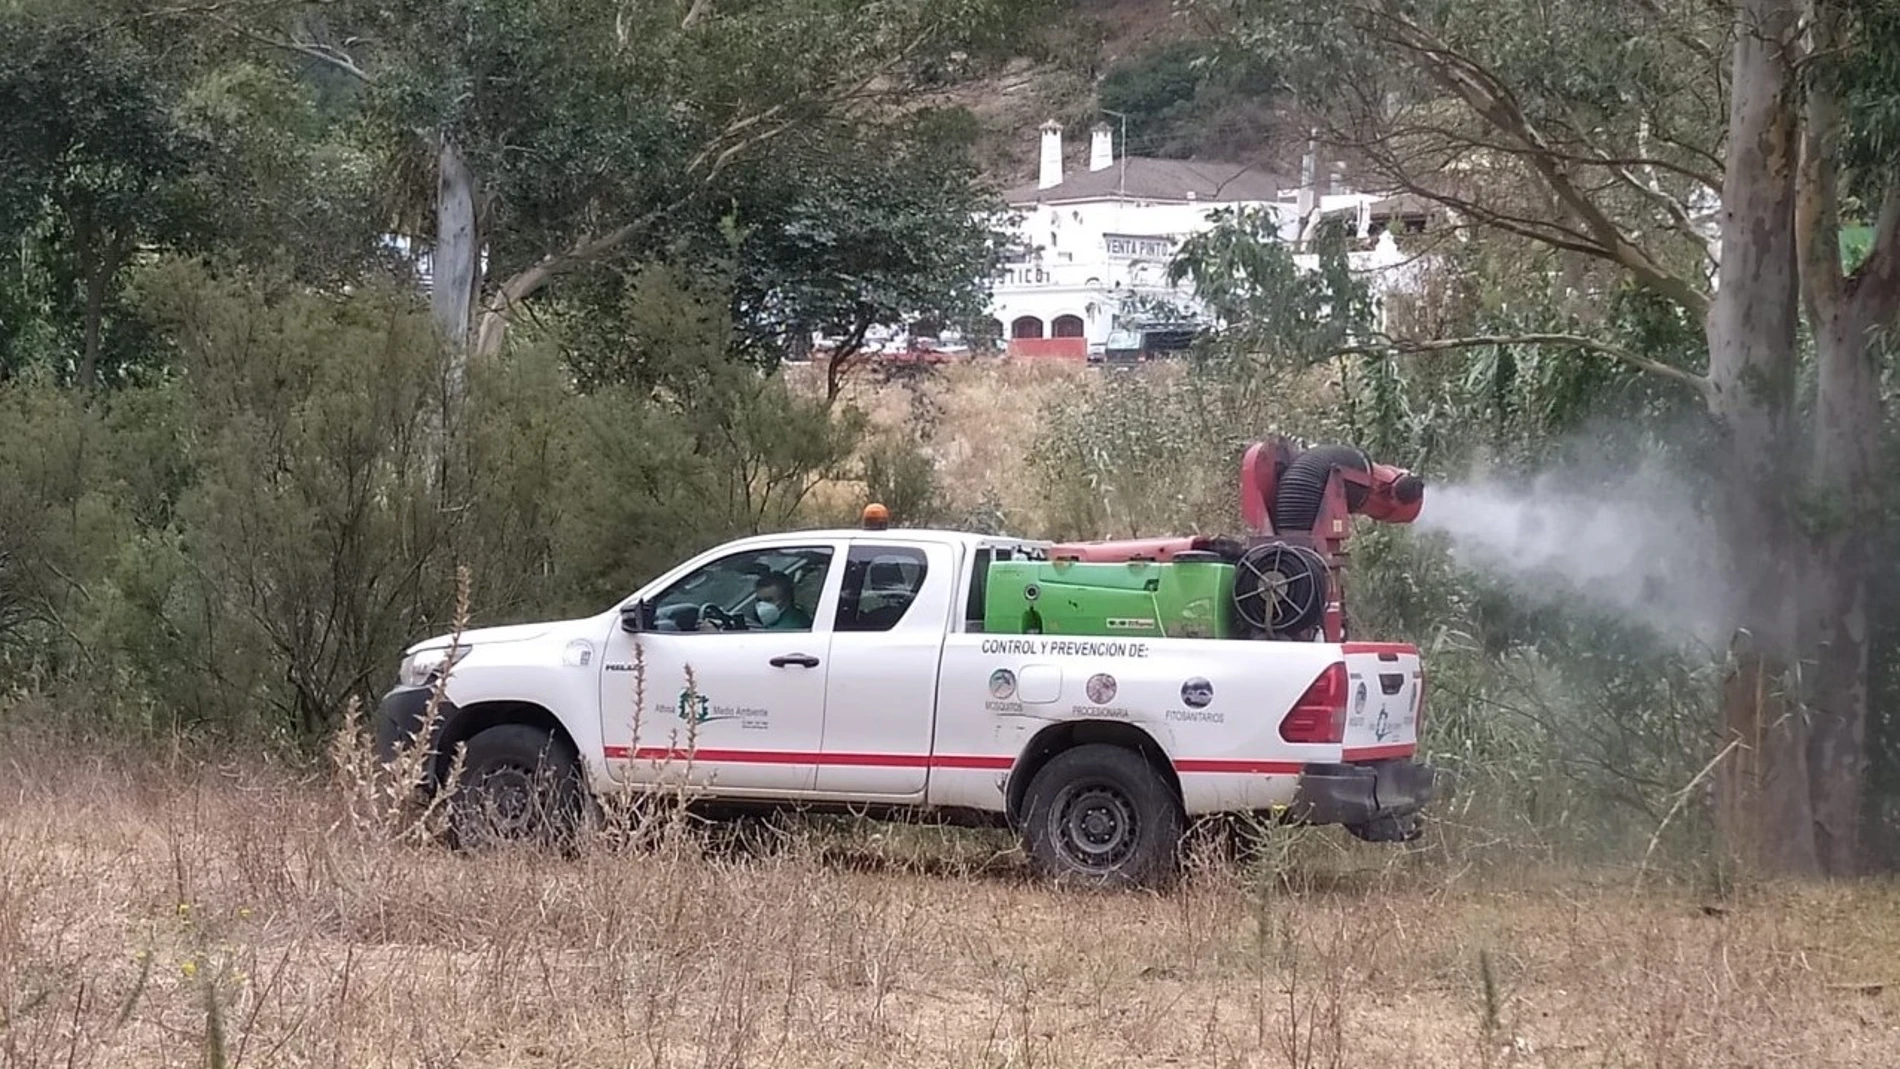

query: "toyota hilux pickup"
xmin=375 ymin=513 xmax=1439 ymax=887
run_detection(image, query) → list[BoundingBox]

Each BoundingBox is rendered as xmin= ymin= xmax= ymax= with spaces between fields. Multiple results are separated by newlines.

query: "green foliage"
xmin=0 ymin=10 xmax=200 ymax=384
xmin=1096 ymin=38 xmax=1278 ymax=160
xmin=277 ymin=0 xmax=1044 ymax=347
xmin=1 ymin=253 xmax=871 ymax=740
xmin=1168 ymin=211 xmax=1375 ymax=366
xmin=729 ymin=120 xmax=1013 ymax=362
xmin=560 ymin=116 xmax=1015 ymax=386
xmin=1032 ymin=367 xmax=1247 ymax=539
xmin=860 ymin=437 xmax=946 ymax=528
xmin=142 ymin=263 xmax=460 ymax=734
xmin=1817 ymin=0 xmax=1900 ymax=204
xmin=5 ymin=0 xmax=1892 ymax=875
xmin=0 ymin=4 xmax=385 ymax=384
xmin=1099 ymin=40 xmax=1212 ymax=157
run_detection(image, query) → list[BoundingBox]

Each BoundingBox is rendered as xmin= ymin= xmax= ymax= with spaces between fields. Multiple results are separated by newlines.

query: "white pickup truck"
xmin=375 ymin=524 xmax=1438 ymax=886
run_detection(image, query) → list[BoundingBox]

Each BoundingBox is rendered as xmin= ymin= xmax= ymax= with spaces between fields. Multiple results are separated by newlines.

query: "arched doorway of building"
xmin=1051 ymin=315 xmax=1086 ymax=338
xmin=1011 ymin=316 xmax=1045 ymax=339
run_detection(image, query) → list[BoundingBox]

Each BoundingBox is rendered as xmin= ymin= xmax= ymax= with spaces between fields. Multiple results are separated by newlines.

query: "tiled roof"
xmin=1005 ymin=157 xmax=1285 ymax=205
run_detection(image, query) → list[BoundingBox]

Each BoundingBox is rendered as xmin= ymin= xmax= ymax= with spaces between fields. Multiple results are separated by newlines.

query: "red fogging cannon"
xmin=1048 ymin=437 xmax=1425 ymax=642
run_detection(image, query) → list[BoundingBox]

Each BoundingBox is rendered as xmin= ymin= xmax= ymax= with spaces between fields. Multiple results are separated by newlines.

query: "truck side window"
xmin=649 ymin=546 xmax=834 ymax=632
xmin=834 ymin=546 xmax=928 ymax=633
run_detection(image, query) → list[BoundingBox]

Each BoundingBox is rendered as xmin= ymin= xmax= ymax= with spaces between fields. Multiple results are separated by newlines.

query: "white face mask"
xmin=756 ymin=601 xmax=782 ymax=626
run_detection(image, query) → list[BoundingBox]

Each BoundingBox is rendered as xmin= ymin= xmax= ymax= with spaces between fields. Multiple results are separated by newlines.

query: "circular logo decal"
xmin=988 ymin=668 xmax=1017 ymax=700
xmin=1181 ymin=677 xmax=1214 ymax=709
xmin=1086 ymin=673 xmax=1118 ymax=704
xmin=1353 ymin=680 xmax=1368 ymax=719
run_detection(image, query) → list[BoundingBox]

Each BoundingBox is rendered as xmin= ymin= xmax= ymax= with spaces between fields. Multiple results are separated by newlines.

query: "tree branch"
xmin=1347 ymin=332 xmax=1713 ymax=401
xmin=1366 ymin=1 xmax=1713 ymax=320
xmin=1367 ymin=116 xmax=1721 ymax=192
xmin=223 ymin=22 xmax=374 ymax=83
xmin=823 ymin=316 xmax=874 ymax=404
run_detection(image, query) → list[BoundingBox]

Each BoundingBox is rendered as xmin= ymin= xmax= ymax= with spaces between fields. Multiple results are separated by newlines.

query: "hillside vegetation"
xmin=4 ymin=0 xmax=1900 ymax=1060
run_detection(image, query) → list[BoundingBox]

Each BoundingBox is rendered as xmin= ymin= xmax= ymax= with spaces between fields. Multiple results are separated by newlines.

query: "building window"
xmin=1052 ymin=315 xmax=1086 ymax=338
xmin=1011 ymin=316 xmax=1045 ymax=339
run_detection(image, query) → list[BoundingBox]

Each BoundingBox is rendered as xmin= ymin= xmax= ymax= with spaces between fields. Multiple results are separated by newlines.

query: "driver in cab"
xmin=751 ymin=571 xmax=811 ymax=630
xmin=698 ymin=570 xmax=811 ymax=631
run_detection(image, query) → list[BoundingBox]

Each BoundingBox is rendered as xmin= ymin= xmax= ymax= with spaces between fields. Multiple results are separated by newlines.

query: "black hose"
xmin=1269 ymin=445 xmax=1371 ymax=531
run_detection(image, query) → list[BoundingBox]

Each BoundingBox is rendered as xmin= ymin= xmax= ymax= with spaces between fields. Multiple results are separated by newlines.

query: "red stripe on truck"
xmin=602 ymin=746 xmax=1303 ymax=775
xmin=603 ymin=746 xmax=1014 ymax=769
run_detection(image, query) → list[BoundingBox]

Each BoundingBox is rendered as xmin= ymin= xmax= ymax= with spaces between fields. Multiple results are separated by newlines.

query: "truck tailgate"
xmin=1341 ymin=642 xmax=1422 ymax=761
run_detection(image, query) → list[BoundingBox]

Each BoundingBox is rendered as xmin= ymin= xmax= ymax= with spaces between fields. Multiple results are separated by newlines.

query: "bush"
xmin=0 ymin=258 xmax=876 ymax=743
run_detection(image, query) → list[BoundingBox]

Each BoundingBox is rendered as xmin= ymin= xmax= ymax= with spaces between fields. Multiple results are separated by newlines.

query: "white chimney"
xmin=1038 ymin=120 xmax=1064 ymax=190
xmin=1089 ymin=122 xmax=1114 ymax=171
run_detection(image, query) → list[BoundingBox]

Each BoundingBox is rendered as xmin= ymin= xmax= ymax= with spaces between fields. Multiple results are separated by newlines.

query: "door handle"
xmin=769 ymin=653 xmax=820 ymax=669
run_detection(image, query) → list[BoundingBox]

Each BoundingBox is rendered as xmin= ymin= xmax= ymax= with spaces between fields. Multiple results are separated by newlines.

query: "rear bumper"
xmin=1291 ymin=759 xmax=1442 ymax=830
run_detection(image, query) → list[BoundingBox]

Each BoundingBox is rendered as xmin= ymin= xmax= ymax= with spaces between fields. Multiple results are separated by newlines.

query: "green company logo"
xmin=677 ymin=690 xmax=713 ymax=724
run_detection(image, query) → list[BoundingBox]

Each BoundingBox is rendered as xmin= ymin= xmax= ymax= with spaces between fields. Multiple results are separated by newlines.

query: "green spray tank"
xmin=982 ymin=549 xmax=1241 ymax=639
xmin=981 ymin=437 xmax=1425 ymax=642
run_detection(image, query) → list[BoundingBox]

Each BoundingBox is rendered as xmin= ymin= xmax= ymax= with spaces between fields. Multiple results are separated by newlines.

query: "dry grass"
xmin=791 ymin=358 xmax=1094 ymax=534
xmin=3 ymin=739 xmax=1897 ymax=1068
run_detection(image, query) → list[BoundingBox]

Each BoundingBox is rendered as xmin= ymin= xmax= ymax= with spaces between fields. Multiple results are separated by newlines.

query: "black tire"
xmin=444 ymin=724 xmax=586 ymax=852
xmin=1020 ymin=744 xmax=1186 ymax=888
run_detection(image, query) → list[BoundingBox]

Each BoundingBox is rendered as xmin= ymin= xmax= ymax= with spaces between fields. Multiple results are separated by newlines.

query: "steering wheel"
xmin=698 ymin=603 xmax=744 ymax=631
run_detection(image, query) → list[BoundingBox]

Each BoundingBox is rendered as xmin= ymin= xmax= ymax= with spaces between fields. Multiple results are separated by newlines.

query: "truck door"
xmin=598 ymin=541 xmax=844 ymax=795
xmin=814 ymin=539 xmax=957 ymax=798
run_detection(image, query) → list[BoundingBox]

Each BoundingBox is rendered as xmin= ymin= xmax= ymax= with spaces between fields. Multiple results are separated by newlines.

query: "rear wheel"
xmin=1021 ymin=744 xmax=1185 ymax=888
xmin=444 ymin=724 xmax=586 ymax=851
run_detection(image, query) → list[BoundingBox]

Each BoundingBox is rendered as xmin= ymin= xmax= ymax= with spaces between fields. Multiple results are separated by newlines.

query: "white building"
xmin=985 ymin=120 xmax=1422 ymax=356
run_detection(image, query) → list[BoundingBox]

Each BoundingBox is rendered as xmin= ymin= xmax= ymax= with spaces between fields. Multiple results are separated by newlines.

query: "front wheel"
xmin=1021 ymin=744 xmax=1186 ymax=888
xmin=444 ymin=724 xmax=586 ymax=851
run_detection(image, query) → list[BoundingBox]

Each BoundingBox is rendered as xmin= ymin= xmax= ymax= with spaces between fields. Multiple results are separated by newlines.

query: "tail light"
xmin=1280 ymin=662 xmax=1348 ymax=744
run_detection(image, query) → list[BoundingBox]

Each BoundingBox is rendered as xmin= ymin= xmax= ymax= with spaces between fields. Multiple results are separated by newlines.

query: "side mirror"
xmin=619 ymin=599 xmax=654 ymax=633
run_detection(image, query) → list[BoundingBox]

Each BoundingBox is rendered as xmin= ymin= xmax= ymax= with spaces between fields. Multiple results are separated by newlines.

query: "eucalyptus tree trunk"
xmin=1705 ymin=0 xmax=1813 ymax=874
xmin=1709 ymin=0 xmax=1900 ymax=876
xmin=1800 ymin=242 xmax=1894 ymax=876
xmin=431 ymin=135 xmax=481 ymax=419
